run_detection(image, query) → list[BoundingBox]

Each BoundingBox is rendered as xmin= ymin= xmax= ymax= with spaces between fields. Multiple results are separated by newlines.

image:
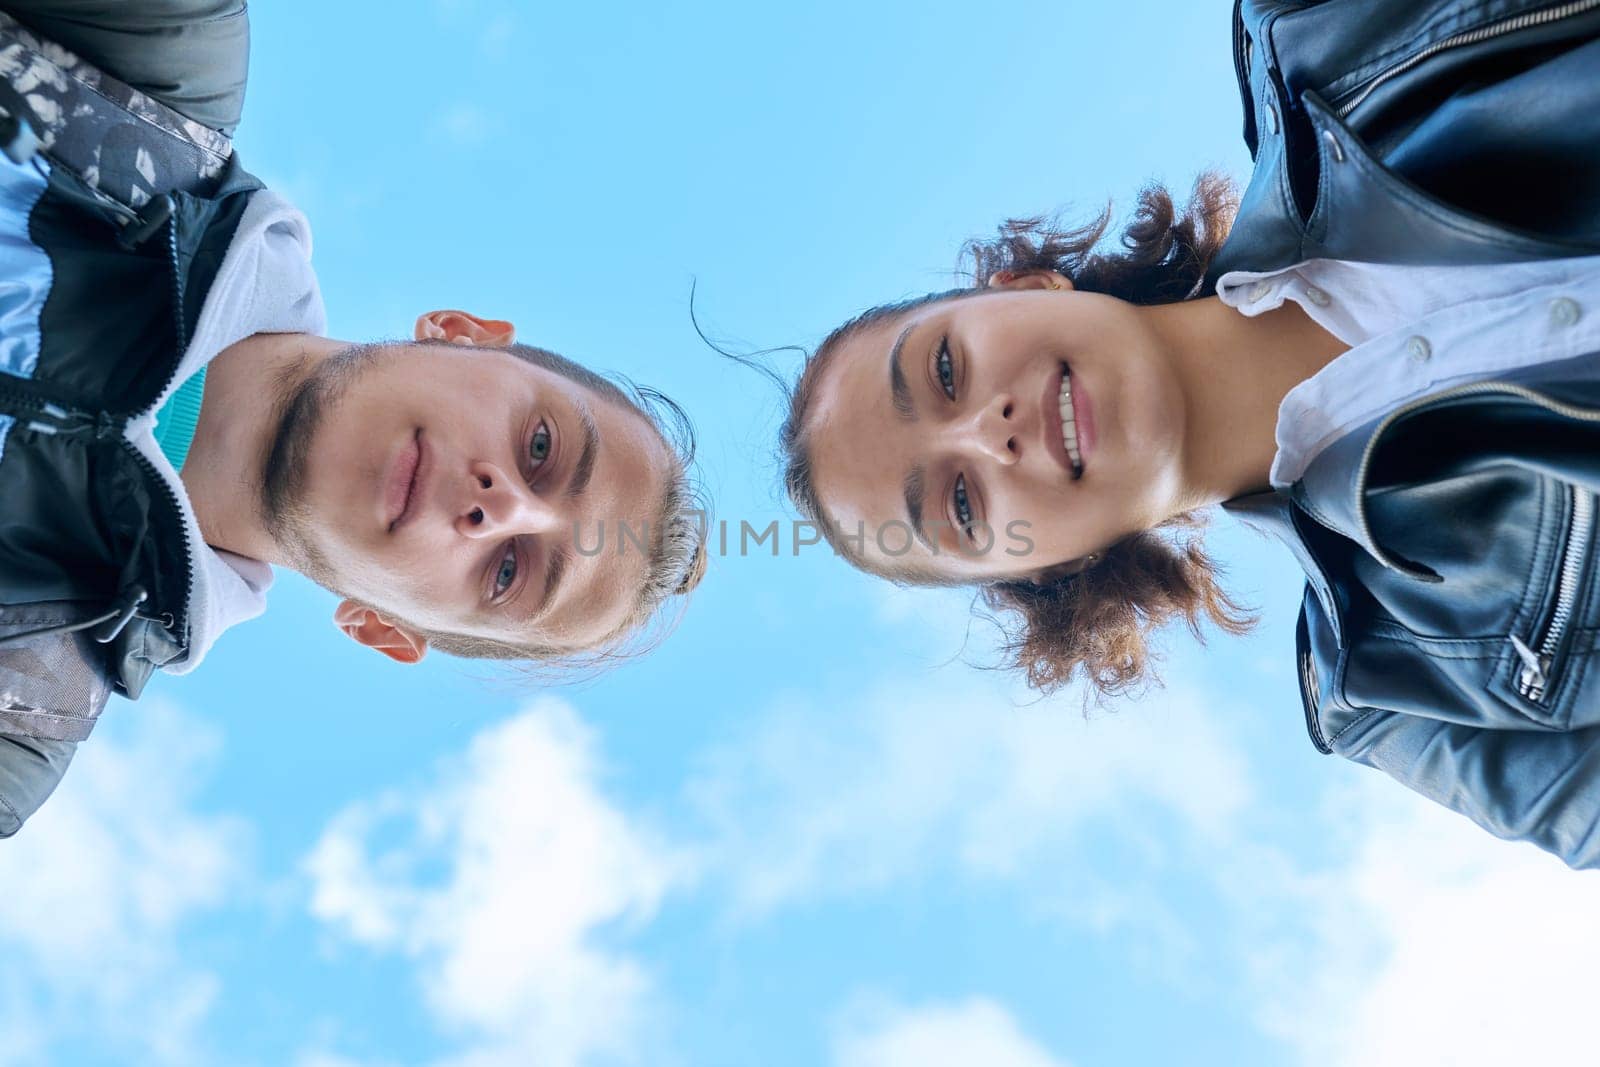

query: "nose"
xmin=954 ymin=394 xmax=1019 ymax=466
xmin=454 ymin=461 xmax=566 ymax=539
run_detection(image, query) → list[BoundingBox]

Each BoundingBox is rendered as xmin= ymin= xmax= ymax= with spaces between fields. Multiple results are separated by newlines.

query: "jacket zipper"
xmin=0 ymin=202 xmax=194 ymax=645
xmin=0 ymin=379 xmax=182 ymax=588
xmin=0 ymin=382 xmax=115 ymax=437
xmin=1334 ymin=0 xmax=1600 ymax=119
xmin=136 ymin=203 xmax=196 ymax=642
xmin=1511 ymin=487 xmax=1593 ymax=702
xmin=1296 ymin=611 xmax=1331 ymax=754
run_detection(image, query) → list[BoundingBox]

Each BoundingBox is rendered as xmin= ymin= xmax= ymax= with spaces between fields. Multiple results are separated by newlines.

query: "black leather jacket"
xmin=1228 ymin=366 xmax=1600 ymax=868
xmin=1209 ymin=0 xmax=1600 ymax=285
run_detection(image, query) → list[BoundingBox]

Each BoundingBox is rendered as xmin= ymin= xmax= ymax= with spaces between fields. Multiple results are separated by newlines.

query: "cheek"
xmin=1006 ymin=482 xmax=1116 ymax=563
xmin=327 ymin=535 xmax=457 ymax=615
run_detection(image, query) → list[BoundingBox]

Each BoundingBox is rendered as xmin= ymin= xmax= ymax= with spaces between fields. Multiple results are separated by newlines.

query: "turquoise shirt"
xmin=151 ymin=366 xmax=206 ymax=469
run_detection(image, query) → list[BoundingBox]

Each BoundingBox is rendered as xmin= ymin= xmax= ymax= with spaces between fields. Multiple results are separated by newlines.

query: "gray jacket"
xmin=0 ymin=0 xmax=249 ymax=837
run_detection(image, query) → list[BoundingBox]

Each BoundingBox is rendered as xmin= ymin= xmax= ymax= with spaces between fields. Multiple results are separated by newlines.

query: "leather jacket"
xmin=1208 ymin=0 xmax=1600 ymax=286
xmin=1228 ymin=364 xmax=1600 ymax=869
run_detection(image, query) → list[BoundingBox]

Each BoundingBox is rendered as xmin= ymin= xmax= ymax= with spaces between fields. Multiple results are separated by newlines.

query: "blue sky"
xmin=2 ymin=2 xmax=1596 ymax=1066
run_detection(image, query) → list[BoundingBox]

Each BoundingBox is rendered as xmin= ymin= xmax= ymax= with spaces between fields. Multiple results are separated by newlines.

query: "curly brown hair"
xmin=782 ymin=173 xmax=1254 ymax=697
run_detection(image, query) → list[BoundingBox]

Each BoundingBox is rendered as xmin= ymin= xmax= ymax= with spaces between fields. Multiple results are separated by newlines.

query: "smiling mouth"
xmin=386 ymin=429 xmax=423 ymax=533
xmin=1056 ymin=364 xmax=1084 ymax=479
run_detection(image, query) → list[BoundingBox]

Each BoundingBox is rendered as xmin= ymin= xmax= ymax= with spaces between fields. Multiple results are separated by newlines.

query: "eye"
xmin=935 ymin=337 xmax=956 ymax=400
xmin=528 ymin=422 xmax=553 ymax=467
xmin=492 ymin=544 xmax=518 ymax=598
xmin=952 ymin=473 xmax=973 ymax=533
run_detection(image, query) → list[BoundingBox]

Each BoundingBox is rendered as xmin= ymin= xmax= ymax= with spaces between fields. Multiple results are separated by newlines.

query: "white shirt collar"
xmin=1216 ymin=256 xmax=1600 ymax=486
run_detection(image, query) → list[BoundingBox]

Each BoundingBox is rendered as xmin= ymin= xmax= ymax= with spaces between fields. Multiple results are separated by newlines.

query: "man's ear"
xmin=987 ymin=269 xmax=1074 ymax=292
xmin=333 ymin=600 xmax=428 ymax=664
xmin=414 ymin=309 xmax=517 ymax=348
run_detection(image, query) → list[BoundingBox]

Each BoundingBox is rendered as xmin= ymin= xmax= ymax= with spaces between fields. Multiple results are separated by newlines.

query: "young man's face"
xmin=264 ymin=318 xmax=676 ymax=661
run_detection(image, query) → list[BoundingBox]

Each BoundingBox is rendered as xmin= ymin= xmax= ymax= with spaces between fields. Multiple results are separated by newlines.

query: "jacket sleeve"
xmin=0 ymin=733 xmax=75 ymax=838
xmin=1337 ymin=709 xmax=1600 ymax=870
xmin=0 ymin=0 xmax=249 ymax=133
xmin=0 ymin=614 xmax=114 ymax=837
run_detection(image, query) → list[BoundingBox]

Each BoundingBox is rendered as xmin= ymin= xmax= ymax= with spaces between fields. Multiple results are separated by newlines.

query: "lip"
xmin=1070 ymin=363 xmax=1096 ymax=465
xmin=1041 ymin=363 xmax=1077 ymax=477
xmin=384 ymin=429 xmax=424 ymax=532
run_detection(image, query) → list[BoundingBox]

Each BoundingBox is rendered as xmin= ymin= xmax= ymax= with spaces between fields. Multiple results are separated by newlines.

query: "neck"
xmin=1143 ymin=295 xmax=1347 ymax=509
xmin=180 ymin=331 xmax=350 ymax=564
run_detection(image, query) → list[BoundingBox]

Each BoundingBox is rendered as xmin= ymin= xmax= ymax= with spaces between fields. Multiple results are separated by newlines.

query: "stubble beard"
xmin=259 ymin=341 xmax=385 ymax=589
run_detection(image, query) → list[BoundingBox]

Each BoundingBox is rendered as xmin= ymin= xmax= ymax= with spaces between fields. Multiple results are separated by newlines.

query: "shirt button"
xmin=1550 ymin=297 xmax=1582 ymax=327
xmin=1305 ymin=286 xmax=1330 ymax=307
xmin=1248 ymin=281 xmax=1273 ymax=301
xmin=1406 ymin=336 xmax=1432 ymax=362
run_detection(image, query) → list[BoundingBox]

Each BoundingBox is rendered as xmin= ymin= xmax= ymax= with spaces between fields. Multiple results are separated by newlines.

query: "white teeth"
xmin=1057 ymin=373 xmax=1082 ymax=471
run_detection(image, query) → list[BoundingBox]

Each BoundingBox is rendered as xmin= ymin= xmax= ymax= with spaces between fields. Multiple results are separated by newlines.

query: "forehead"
xmin=527 ymin=379 xmax=676 ymax=648
xmin=804 ymin=311 xmax=929 ymax=560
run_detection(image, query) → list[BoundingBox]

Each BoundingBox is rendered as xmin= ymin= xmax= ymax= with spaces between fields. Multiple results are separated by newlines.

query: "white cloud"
xmin=304 ymin=699 xmax=688 ymax=1067
xmin=295 ymin=1055 xmax=394 ymax=1067
xmin=1244 ymin=775 xmax=1600 ymax=1067
xmin=833 ymin=998 xmax=1072 ymax=1067
xmin=691 ymin=671 xmax=1252 ymax=918
xmin=0 ymin=975 xmax=47 ymax=1067
xmin=0 ymin=701 xmax=249 ymax=1066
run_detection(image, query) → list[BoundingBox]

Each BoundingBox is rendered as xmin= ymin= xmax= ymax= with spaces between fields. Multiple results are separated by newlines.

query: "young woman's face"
xmin=804 ymin=281 xmax=1190 ymax=582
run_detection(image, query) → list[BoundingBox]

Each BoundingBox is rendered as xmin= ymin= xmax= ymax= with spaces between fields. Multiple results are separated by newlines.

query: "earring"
xmin=1047 ymin=279 xmax=1062 ymax=290
xmin=1083 ymin=552 xmax=1100 ymax=565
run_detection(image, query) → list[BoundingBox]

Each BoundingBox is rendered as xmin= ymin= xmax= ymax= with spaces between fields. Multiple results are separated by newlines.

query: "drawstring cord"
xmin=0 ymin=586 xmax=147 ymax=650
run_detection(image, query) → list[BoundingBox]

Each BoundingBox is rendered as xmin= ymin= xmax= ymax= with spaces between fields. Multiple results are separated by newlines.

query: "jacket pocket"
xmin=1505 ymin=484 xmax=1597 ymax=723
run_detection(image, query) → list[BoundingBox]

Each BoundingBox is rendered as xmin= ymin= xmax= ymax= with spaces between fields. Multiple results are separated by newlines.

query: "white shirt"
xmin=1215 ymin=255 xmax=1600 ymax=488
xmin=124 ymin=190 xmax=326 ymax=673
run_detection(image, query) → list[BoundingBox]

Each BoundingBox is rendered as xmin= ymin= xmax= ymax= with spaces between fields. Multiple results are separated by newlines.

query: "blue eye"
xmin=953 ymin=473 xmax=973 ymax=532
xmin=529 ymin=423 xmax=552 ymax=466
xmin=493 ymin=546 xmax=518 ymax=596
xmin=936 ymin=339 xmax=955 ymax=399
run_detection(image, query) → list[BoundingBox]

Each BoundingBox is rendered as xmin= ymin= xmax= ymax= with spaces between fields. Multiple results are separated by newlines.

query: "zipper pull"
xmin=22 ymin=402 xmax=118 ymax=439
xmin=1509 ymin=633 xmax=1550 ymax=692
xmin=117 ymin=194 xmax=175 ymax=251
xmin=23 ymin=401 xmax=85 ymax=436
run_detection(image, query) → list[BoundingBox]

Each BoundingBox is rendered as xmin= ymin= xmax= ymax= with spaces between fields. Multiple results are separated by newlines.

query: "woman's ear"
xmin=987 ymin=269 xmax=1073 ymax=292
xmin=333 ymin=600 xmax=428 ymax=664
xmin=414 ymin=309 xmax=517 ymax=347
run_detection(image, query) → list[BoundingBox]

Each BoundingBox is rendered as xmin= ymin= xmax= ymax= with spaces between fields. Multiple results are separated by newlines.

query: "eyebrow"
xmin=567 ymin=404 xmax=600 ymax=499
xmin=534 ymin=543 xmax=570 ymax=623
xmin=902 ymin=463 xmax=934 ymax=552
xmin=531 ymin=404 xmax=598 ymax=622
xmin=888 ymin=323 xmax=918 ymax=421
